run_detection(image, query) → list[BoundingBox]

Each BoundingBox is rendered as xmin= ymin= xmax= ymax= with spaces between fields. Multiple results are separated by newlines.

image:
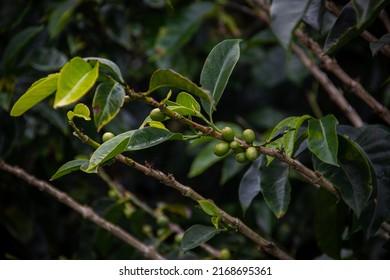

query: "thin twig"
xmin=0 ymin=159 xmax=165 ymax=260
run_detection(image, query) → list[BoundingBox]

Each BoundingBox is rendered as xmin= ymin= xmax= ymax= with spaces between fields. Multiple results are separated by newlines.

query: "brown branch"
xmin=116 ymin=155 xmax=294 ymax=260
xmin=0 ymin=159 xmax=165 ymax=260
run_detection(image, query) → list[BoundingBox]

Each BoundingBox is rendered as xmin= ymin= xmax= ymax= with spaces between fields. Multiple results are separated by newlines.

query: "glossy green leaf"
xmin=154 ymin=2 xmax=215 ymax=57
xmin=84 ymin=57 xmax=124 ymax=83
xmin=2 ymin=25 xmax=43 ymax=69
xmin=50 ymin=159 xmax=89 ymax=180
xmin=188 ymin=140 xmax=224 ymax=178
xmin=181 ymin=224 xmax=222 ymax=252
xmin=147 ymin=69 xmax=211 ymax=102
xmin=30 ymin=48 xmax=68 ymax=72
xmin=86 ymin=131 xmax=134 ymax=173
xmin=72 ymin=103 xmax=91 ymax=121
xmin=259 ymin=155 xmax=291 ymax=218
xmin=10 ymin=73 xmax=59 ymax=117
xmin=356 ymin=126 xmax=390 ymax=236
xmin=324 ymin=1 xmax=388 ymax=54
xmin=303 ymin=0 xmax=324 ymax=30
xmin=220 ymin=156 xmax=246 ymax=185
xmin=308 ymin=114 xmax=339 ymax=166
xmin=93 ymin=82 xmax=125 ymax=132
xmin=48 ymin=0 xmax=78 ymax=39
xmin=353 ymin=0 xmax=389 ymax=28
xmin=270 ymin=0 xmax=312 ymax=49
xmin=176 ymin=92 xmax=201 ymax=113
xmin=198 ymin=200 xmax=219 ymax=217
xmin=266 ymin=115 xmax=311 ymax=165
xmin=126 ymin=127 xmax=182 ymax=151
xmin=369 ymin=33 xmax=390 ymax=56
xmin=239 ymin=158 xmax=261 ymax=214
xmin=54 ymin=57 xmax=99 ymax=108
xmin=313 ymin=135 xmax=373 ymax=217
xmin=200 ymin=39 xmax=241 ymax=116
xmin=314 ymin=188 xmax=348 ymax=259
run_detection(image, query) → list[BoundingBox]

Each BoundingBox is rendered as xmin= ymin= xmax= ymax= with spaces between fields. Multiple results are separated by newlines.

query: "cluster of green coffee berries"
xmin=214 ymin=127 xmax=259 ymax=163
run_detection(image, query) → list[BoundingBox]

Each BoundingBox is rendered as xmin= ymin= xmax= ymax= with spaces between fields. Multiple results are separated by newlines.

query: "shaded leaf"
xmin=259 ymin=155 xmax=291 ymax=218
xmin=181 ymin=224 xmax=222 ymax=252
xmin=314 ymin=188 xmax=348 ymax=259
xmin=147 ymin=69 xmax=211 ymax=102
xmin=352 ymin=0 xmax=389 ymax=28
xmin=126 ymin=127 xmax=182 ymax=151
xmin=220 ymin=156 xmax=246 ymax=185
xmin=93 ymin=82 xmax=125 ymax=131
xmin=369 ymin=33 xmax=390 ymax=56
xmin=200 ymin=39 xmax=241 ymax=116
xmin=54 ymin=57 xmax=99 ymax=108
xmin=48 ymin=0 xmax=79 ymax=39
xmin=10 ymin=73 xmax=59 ymax=116
xmin=303 ymin=0 xmax=324 ymax=30
xmin=85 ymin=57 xmax=124 ymax=83
xmin=188 ymin=140 xmax=224 ymax=178
xmin=30 ymin=48 xmax=68 ymax=72
xmin=308 ymin=114 xmax=339 ymax=166
xmin=270 ymin=0 xmax=312 ymax=49
xmin=155 ymin=2 xmax=215 ymax=57
xmin=313 ymin=135 xmax=373 ymax=217
xmin=2 ymin=25 xmax=44 ymax=69
xmin=239 ymin=158 xmax=261 ymax=213
xmin=50 ymin=159 xmax=89 ymax=180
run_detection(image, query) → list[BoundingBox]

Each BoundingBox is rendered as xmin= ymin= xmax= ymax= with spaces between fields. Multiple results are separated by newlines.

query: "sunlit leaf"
xmin=147 ymin=69 xmax=211 ymax=102
xmin=176 ymin=92 xmax=201 ymax=113
xmin=308 ymin=114 xmax=339 ymax=166
xmin=270 ymin=0 xmax=312 ymax=49
xmin=200 ymin=39 xmax=241 ymax=116
xmin=73 ymin=103 xmax=91 ymax=121
xmin=93 ymin=82 xmax=125 ymax=131
xmin=10 ymin=73 xmax=59 ymax=116
xmin=54 ymin=57 xmax=99 ymax=108
xmin=50 ymin=159 xmax=89 ymax=180
xmin=181 ymin=224 xmax=222 ymax=252
xmin=198 ymin=200 xmax=219 ymax=217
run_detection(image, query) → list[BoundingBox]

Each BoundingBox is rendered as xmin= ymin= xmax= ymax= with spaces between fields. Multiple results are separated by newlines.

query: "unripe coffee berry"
xmin=236 ymin=152 xmax=248 ymax=163
xmin=243 ymin=129 xmax=255 ymax=144
xmin=149 ymin=108 xmax=165 ymax=121
xmin=246 ymin=146 xmax=259 ymax=161
xmin=214 ymin=142 xmax=230 ymax=157
xmin=102 ymin=132 xmax=115 ymax=142
xmin=221 ymin=126 xmax=235 ymax=142
xmin=219 ymin=249 xmax=231 ymax=260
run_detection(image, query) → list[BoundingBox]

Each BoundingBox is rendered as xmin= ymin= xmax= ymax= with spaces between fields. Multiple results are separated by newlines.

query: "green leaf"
xmin=314 ymin=188 xmax=348 ymax=259
xmin=239 ymin=158 xmax=261 ymax=214
xmin=308 ymin=114 xmax=339 ymax=166
xmin=47 ymin=0 xmax=78 ymax=39
xmin=266 ymin=115 xmax=311 ymax=165
xmin=54 ymin=57 xmax=99 ymax=108
xmin=126 ymin=127 xmax=182 ymax=151
xmin=93 ymin=82 xmax=125 ymax=132
xmin=188 ymin=140 xmax=224 ymax=178
xmin=313 ymin=135 xmax=373 ymax=217
xmin=50 ymin=159 xmax=89 ymax=180
xmin=303 ymin=0 xmax=324 ymax=30
xmin=181 ymin=224 xmax=222 ymax=252
xmin=86 ymin=131 xmax=134 ymax=173
xmin=73 ymin=103 xmax=91 ymax=121
xmin=10 ymin=73 xmax=59 ymax=117
xmin=324 ymin=1 xmax=388 ymax=54
xmin=2 ymin=25 xmax=44 ymax=69
xmin=147 ymin=69 xmax=211 ymax=102
xmin=30 ymin=48 xmax=68 ymax=72
xmin=176 ymin=92 xmax=201 ymax=113
xmin=84 ymin=57 xmax=124 ymax=83
xmin=270 ymin=0 xmax=312 ymax=49
xmin=220 ymin=156 xmax=246 ymax=185
xmin=198 ymin=200 xmax=219 ymax=217
xmin=200 ymin=39 xmax=241 ymax=116
xmin=154 ymin=2 xmax=215 ymax=57
xmin=369 ymin=33 xmax=390 ymax=56
xmin=259 ymin=155 xmax=291 ymax=218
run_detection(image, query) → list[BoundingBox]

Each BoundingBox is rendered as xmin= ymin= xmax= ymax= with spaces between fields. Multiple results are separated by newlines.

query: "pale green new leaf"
xmin=181 ymin=224 xmax=222 ymax=252
xmin=147 ymin=69 xmax=211 ymax=102
xmin=54 ymin=57 xmax=99 ymax=108
xmin=73 ymin=103 xmax=91 ymax=121
xmin=176 ymin=92 xmax=201 ymax=113
xmin=308 ymin=114 xmax=339 ymax=166
xmin=200 ymin=39 xmax=241 ymax=116
xmin=10 ymin=73 xmax=59 ymax=116
xmin=93 ymin=82 xmax=125 ymax=131
xmin=198 ymin=200 xmax=219 ymax=217
xmin=50 ymin=159 xmax=89 ymax=180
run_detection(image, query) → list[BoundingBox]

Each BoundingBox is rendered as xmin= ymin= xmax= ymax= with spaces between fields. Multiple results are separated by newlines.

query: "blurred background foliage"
xmin=1 ymin=0 xmax=390 ymax=259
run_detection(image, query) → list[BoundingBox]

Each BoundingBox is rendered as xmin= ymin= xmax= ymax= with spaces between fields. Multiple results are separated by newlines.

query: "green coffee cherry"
xmin=149 ymin=108 xmax=166 ymax=121
xmin=243 ymin=129 xmax=256 ymax=144
xmin=219 ymin=249 xmax=231 ymax=260
xmin=246 ymin=146 xmax=259 ymax=161
xmin=214 ymin=142 xmax=230 ymax=157
xmin=230 ymin=141 xmax=244 ymax=153
xmin=102 ymin=132 xmax=115 ymax=142
xmin=236 ymin=152 xmax=248 ymax=163
xmin=221 ymin=126 xmax=235 ymax=142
